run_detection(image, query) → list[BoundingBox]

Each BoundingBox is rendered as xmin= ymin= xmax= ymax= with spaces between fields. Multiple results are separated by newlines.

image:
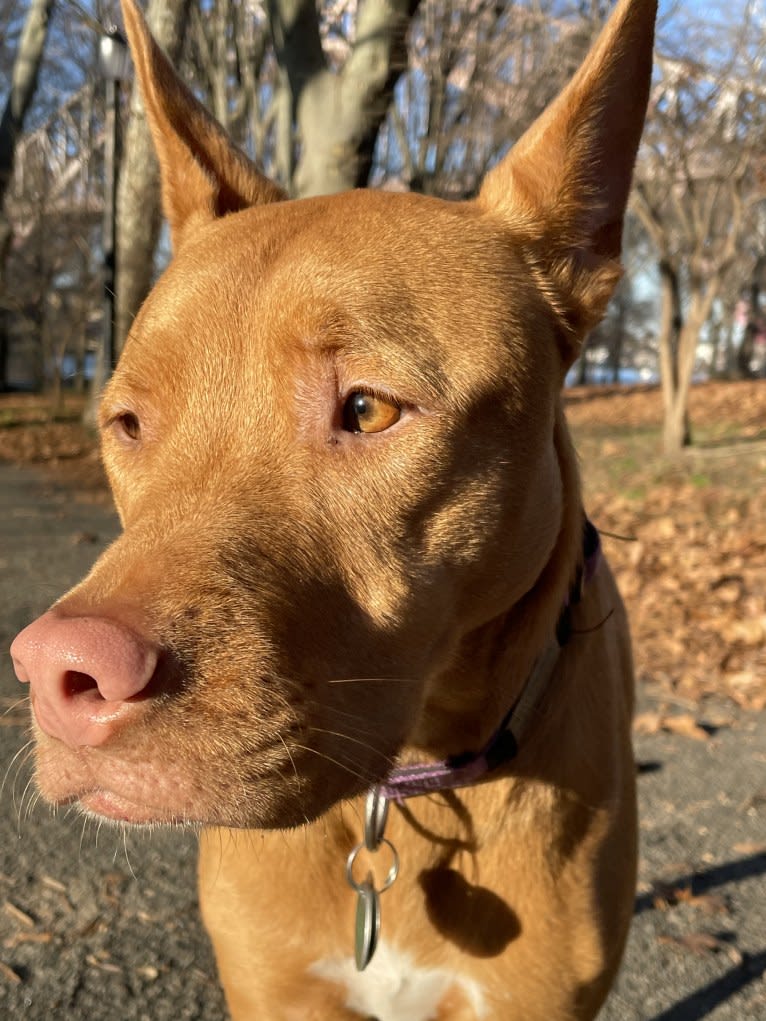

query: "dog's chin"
xmin=32 ymin=736 xmax=375 ymax=832
xmin=65 ymin=782 xmax=360 ymax=831
xmin=77 ymin=789 xmax=200 ymax=827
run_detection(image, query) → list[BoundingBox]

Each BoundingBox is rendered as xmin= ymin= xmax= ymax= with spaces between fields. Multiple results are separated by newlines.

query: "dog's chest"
xmin=309 ymin=940 xmax=487 ymax=1020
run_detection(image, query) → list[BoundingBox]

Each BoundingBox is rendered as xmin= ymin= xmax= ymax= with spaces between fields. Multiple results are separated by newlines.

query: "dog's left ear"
xmin=121 ymin=0 xmax=286 ymax=249
xmin=478 ymin=0 xmax=656 ymax=363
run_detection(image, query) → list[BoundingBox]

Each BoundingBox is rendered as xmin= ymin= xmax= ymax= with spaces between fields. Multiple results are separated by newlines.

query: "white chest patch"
xmin=309 ymin=940 xmax=487 ymax=1020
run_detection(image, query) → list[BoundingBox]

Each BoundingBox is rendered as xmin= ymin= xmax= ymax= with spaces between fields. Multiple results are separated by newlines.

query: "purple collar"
xmin=379 ymin=519 xmax=602 ymax=802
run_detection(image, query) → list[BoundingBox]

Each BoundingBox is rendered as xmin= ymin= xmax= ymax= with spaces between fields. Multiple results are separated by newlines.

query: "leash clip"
xmin=345 ymin=786 xmax=399 ymax=971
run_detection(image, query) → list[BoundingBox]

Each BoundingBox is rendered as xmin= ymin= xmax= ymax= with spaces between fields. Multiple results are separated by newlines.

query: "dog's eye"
xmin=342 ymin=391 xmax=401 ymax=434
xmin=114 ymin=411 xmax=141 ymax=442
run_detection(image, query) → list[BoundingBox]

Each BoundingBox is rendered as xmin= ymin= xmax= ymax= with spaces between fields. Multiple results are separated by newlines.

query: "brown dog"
xmin=10 ymin=0 xmax=655 ymax=1017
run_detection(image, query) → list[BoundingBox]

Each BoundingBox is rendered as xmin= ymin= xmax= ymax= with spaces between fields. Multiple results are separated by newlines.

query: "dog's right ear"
xmin=478 ymin=0 xmax=656 ymax=364
xmin=121 ymin=0 xmax=286 ymax=249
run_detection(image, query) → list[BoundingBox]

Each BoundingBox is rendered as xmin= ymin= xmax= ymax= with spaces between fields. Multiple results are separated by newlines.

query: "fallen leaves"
xmin=634 ymin=711 xmax=712 ymax=741
xmin=657 ymin=931 xmax=743 ymax=964
xmin=651 ymin=883 xmax=729 ymax=915
xmin=0 ymin=960 xmax=22 ymax=984
xmin=569 ymin=381 xmax=766 ymax=711
xmin=648 ymin=879 xmax=745 ymax=966
xmin=732 ymin=840 xmax=766 ymax=855
xmin=85 ymin=950 xmax=122 ymax=974
xmin=3 ymin=901 xmax=35 ymax=929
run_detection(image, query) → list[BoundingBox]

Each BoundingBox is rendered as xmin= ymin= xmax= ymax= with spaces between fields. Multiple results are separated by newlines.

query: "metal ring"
xmin=345 ymin=838 xmax=400 ymax=895
xmin=364 ymin=786 xmax=389 ymax=851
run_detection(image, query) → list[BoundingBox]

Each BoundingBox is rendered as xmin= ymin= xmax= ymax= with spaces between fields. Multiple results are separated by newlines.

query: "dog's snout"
xmin=10 ymin=612 xmax=159 ymax=748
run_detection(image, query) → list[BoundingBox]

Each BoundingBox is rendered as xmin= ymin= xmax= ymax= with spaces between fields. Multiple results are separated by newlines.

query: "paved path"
xmin=0 ymin=463 xmax=763 ymax=1019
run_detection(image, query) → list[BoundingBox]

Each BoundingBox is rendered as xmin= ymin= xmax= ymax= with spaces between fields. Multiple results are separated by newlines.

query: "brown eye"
xmin=114 ymin=411 xmax=141 ymax=442
xmin=342 ymin=391 xmax=401 ymax=434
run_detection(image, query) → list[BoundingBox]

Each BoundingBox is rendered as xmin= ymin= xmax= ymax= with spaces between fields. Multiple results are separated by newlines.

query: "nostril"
xmin=63 ymin=671 xmax=105 ymax=703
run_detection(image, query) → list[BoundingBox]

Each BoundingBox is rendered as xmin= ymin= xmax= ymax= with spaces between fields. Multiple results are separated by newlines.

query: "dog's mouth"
xmin=77 ymin=789 xmax=199 ymax=827
xmin=32 ymin=740 xmax=217 ymax=827
xmin=30 ymin=704 xmax=400 ymax=830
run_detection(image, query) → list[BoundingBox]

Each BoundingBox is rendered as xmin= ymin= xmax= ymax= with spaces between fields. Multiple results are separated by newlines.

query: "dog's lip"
xmin=78 ymin=788 xmax=198 ymax=826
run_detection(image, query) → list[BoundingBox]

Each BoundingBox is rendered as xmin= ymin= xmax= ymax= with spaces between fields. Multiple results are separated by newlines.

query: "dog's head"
xmin=11 ymin=0 xmax=655 ymax=828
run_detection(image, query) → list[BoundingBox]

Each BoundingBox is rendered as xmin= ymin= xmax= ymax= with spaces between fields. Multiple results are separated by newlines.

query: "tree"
xmin=114 ymin=0 xmax=422 ymax=350
xmin=0 ymin=0 xmax=53 ymax=389
xmin=632 ymin=7 xmax=766 ymax=455
xmin=114 ymin=0 xmax=607 ymax=353
xmin=269 ymin=0 xmax=421 ymax=196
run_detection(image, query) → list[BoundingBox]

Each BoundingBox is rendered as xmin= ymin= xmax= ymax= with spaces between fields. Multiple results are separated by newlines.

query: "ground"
xmin=0 ymin=382 xmax=764 ymax=1019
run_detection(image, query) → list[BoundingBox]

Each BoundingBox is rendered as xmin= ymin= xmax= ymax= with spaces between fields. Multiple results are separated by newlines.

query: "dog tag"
xmin=354 ymin=878 xmax=380 ymax=971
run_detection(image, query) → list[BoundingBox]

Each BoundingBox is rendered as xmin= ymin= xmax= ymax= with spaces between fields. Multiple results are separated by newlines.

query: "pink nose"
xmin=10 ymin=612 xmax=159 ymax=748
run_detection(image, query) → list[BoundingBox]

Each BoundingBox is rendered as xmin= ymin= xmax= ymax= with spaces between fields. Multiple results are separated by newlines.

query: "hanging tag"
xmin=354 ymin=878 xmax=380 ymax=971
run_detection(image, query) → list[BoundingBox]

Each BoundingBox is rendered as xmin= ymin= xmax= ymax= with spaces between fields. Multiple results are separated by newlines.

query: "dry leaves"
xmin=657 ymin=931 xmax=742 ymax=964
xmin=0 ymin=960 xmax=22 ymax=985
xmin=3 ymin=901 xmax=35 ymax=929
xmin=633 ymin=711 xmax=712 ymax=741
xmin=732 ymin=840 xmax=766 ymax=856
xmin=569 ymin=381 xmax=766 ymax=711
xmin=651 ymin=883 xmax=729 ymax=915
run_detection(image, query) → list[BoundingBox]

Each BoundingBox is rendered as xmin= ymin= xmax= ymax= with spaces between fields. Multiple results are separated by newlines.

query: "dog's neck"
xmin=409 ymin=402 xmax=583 ymax=760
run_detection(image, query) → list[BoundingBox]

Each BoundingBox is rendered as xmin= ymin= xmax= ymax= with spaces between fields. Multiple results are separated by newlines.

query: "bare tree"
xmin=0 ymin=0 xmax=53 ymax=389
xmin=632 ymin=8 xmax=766 ymax=455
xmin=267 ymin=0 xmax=421 ymax=197
xmin=381 ymin=0 xmax=598 ymax=196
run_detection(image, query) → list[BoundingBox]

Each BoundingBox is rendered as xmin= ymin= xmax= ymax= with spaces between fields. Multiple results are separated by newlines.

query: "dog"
xmin=10 ymin=0 xmax=656 ymax=1016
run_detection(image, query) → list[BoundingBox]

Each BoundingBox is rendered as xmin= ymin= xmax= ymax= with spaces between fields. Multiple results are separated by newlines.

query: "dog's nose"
xmin=10 ymin=612 xmax=159 ymax=748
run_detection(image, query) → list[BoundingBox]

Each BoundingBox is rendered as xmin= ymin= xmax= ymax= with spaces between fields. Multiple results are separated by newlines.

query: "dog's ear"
xmin=478 ymin=0 xmax=656 ymax=362
xmin=121 ymin=0 xmax=285 ymax=248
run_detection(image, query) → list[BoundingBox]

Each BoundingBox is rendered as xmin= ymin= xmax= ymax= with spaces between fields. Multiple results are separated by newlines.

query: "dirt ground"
xmin=0 ymin=382 xmax=764 ymax=1019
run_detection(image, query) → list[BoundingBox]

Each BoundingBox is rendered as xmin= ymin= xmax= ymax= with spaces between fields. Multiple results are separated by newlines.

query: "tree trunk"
xmin=738 ymin=256 xmax=765 ymax=379
xmin=0 ymin=0 xmax=53 ymax=206
xmin=0 ymin=0 xmax=53 ymax=390
xmin=658 ymin=259 xmax=684 ymax=452
xmin=659 ymin=259 xmax=719 ymax=457
xmin=115 ymin=0 xmax=191 ymax=354
xmin=269 ymin=0 xmax=421 ymax=198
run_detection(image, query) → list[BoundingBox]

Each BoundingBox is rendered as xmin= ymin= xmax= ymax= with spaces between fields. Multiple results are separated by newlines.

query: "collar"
xmin=379 ymin=518 xmax=601 ymax=802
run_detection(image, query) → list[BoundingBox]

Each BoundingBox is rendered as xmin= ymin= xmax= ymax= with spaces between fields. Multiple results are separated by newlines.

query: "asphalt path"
xmin=0 ymin=463 xmax=763 ymax=1020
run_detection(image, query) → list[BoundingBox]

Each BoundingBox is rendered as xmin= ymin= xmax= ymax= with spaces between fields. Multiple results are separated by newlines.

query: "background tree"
xmin=113 ymin=0 xmax=604 ymax=350
xmin=0 ymin=0 xmax=53 ymax=389
xmin=2 ymin=0 xmax=763 ymax=455
xmin=632 ymin=6 xmax=766 ymax=455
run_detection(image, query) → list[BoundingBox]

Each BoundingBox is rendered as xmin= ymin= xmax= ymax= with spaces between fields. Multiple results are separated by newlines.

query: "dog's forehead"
xmin=117 ymin=189 xmax=547 ymax=409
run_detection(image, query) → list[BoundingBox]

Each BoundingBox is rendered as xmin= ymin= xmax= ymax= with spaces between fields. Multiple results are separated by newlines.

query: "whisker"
xmin=277 ymin=735 xmax=311 ymax=828
xmin=121 ymin=829 xmax=137 ymax=879
xmin=302 ymin=704 xmax=383 ymax=738
xmin=306 ymin=726 xmax=395 ymax=766
xmin=292 ymin=743 xmax=377 ymax=787
xmin=1 ymin=695 xmax=30 ymax=719
xmin=11 ymin=751 xmax=35 ymax=824
xmin=326 ymin=677 xmax=419 ymax=685
xmin=79 ymin=815 xmax=89 ymax=857
xmin=17 ymin=775 xmax=35 ymax=830
xmin=278 ymin=734 xmax=300 ymax=787
xmin=24 ymin=789 xmax=41 ymax=822
xmin=1 ymin=739 xmax=34 ymax=800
